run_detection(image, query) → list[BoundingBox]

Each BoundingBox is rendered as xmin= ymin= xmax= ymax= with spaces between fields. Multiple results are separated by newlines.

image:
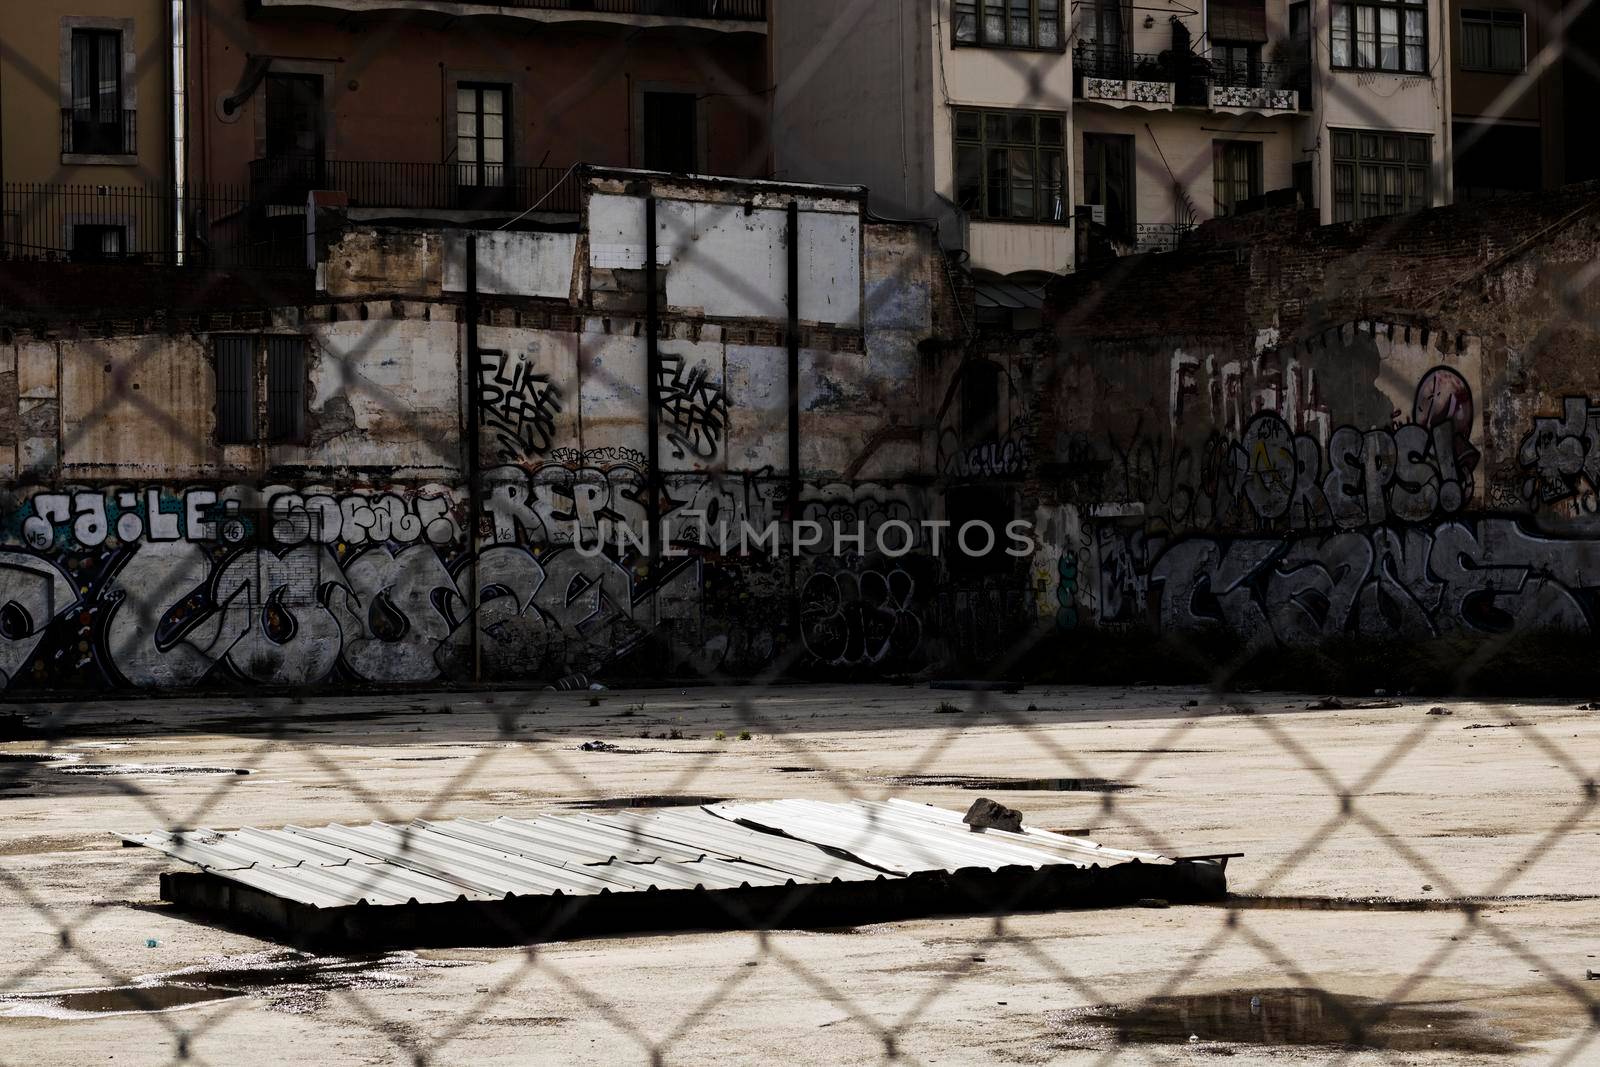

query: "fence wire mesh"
xmin=0 ymin=0 xmax=1598 ymax=1063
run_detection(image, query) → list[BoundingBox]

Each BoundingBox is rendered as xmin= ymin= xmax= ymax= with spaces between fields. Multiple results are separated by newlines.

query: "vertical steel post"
xmin=464 ymin=234 xmax=482 ymax=684
xmin=787 ymin=201 xmax=802 ymax=650
xmin=646 ymin=195 xmax=662 ymax=584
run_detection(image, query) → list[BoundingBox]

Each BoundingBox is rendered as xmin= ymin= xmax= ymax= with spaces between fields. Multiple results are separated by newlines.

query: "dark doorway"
xmin=1083 ymin=133 xmax=1135 ymax=242
xmin=642 ymin=91 xmax=699 ymax=173
xmin=262 ymin=74 xmax=325 ymax=202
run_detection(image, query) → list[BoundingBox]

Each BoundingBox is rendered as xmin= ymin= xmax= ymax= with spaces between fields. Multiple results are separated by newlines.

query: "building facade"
xmin=771 ymin=0 xmax=1075 ymax=283
xmin=0 ymin=0 xmax=178 ymax=260
xmin=773 ymin=0 xmax=1458 ymax=282
xmin=184 ymin=0 xmax=770 ymax=257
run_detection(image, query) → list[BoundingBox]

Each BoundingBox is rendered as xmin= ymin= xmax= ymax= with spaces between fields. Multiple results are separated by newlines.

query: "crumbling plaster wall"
xmin=1033 ymin=188 xmax=1600 ymax=646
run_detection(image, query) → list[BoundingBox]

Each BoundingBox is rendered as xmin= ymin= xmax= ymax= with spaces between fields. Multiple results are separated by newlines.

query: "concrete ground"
xmin=0 ymin=683 xmax=1595 ymax=1065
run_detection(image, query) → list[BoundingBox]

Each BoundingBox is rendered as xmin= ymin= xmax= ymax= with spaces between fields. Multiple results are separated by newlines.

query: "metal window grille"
xmin=215 ymin=336 xmax=256 ymax=444
xmin=267 ymin=336 xmax=306 ymax=442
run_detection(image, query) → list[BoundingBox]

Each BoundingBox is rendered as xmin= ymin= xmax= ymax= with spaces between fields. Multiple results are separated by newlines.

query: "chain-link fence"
xmin=0 ymin=0 xmax=1597 ymax=1062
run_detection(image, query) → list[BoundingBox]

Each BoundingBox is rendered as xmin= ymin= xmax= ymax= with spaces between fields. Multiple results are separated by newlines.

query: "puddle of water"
xmin=0 ymin=951 xmax=459 ymax=1019
xmin=889 ymin=775 xmax=1134 ymax=793
xmin=1052 ymin=988 xmax=1522 ymax=1053
xmin=0 ymin=983 xmax=243 ymax=1019
xmin=565 ymin=795 xmax=723 ymax=809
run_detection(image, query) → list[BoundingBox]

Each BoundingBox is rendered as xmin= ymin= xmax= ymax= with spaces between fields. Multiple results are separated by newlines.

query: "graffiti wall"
xmin=0 ymin=191 xmax=1018 ymax=691
xmin=1040 ymin=317 xmax=1600 ymax=646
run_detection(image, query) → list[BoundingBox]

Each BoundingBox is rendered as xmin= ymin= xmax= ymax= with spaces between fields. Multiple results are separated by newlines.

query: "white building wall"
xmin=1297 ymin=0 xmax=1454 ymax=221
xmin=930 ymin=11 xmax=1077 ymax=275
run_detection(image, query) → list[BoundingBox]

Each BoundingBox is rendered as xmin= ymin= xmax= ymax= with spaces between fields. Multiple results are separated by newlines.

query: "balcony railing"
xmin=1073 ymin=44 xmax=1308 ymax=110
xmin=1134 ymin=222 xmax=1193 ymax=254
xmin=501 ymin=0 xmax=766 ymax=16
xmin=61 ymin=108 xmax=137 ymax=156
xmin=258 ymin=0 xmax=766 ymax=18
xmin=248 ymin=157 xmax=584 ymax=215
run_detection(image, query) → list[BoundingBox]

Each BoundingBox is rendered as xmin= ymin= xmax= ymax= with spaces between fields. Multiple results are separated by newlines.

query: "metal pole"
xmin=464 ymin=234 xmax=482 ymax=684
xmin=646 ymin=195 xmax=661 ymax=583
xmin=786 ymin=200 xmax=801 ymax=651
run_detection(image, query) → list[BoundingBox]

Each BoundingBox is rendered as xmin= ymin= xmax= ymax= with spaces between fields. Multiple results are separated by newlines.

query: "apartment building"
xmin=771 ymin=0 xmax=1075 ymax=284
xmin=185 ymin=0 xmax=770 ymax=255
xmin=1448 ymin=0 xmax=1600 ymax=197
xmin=773 ymin=0 xmax=1458 ymax=283
xmin=0 ymin=0 xmax=178 ymax=259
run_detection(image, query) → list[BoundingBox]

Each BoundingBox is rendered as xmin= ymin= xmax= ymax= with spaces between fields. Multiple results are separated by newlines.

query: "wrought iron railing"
xmin=60 ymin=108 xmax=137 ymax=156
xmin=248 ymin=157 xmax=584 ymax=215
xmin=270 ymin=0 xmax=767 ymax=17
xmin=1 ymin=181 xmax=295 ymax=267
xmin=1073 ymin=43 xmax=1310 ymax=108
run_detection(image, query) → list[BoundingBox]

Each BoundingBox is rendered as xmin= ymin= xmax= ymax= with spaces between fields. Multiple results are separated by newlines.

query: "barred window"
xmin=215 ymin=336 xmax=308 ymax=444
xmin=955 ymin=109 xmax=1066 ymax=224
xmin=215 ymin=336 xmax=256 ymax=445
xmin=1331 ymin=129 xmax=1431 ymax=222
xmin=1331 ymin=0 xmax=1428 ymax=73
xmin=953 ymin=0 xmax=1063 ymax=49
xmin=267 ymin=336 xmax=307 ymax=442
xmin=1460 ymin=9 xmax=1524 ymax=71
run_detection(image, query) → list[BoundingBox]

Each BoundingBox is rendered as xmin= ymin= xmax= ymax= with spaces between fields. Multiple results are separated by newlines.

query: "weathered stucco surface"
xmin=4 ymin=184 xmax=1598 ymax=691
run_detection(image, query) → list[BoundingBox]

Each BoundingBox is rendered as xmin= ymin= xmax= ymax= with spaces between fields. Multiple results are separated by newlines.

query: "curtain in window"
xmin=71 ymin=32 xmax=120 ymax=118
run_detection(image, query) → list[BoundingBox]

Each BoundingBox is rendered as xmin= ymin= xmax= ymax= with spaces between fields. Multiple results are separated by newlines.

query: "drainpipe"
xmin=170 ymin=0 xmax=187 ymax=264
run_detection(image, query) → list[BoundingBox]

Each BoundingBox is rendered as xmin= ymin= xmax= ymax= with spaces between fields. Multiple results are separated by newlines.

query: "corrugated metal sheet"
xmin=123 ymin=805 xmax=889 ymax=909
xmin=708 ymin=799 xmax=1170 ymax=876
xmin=125 ymin=800 xmax=1170 ymax=910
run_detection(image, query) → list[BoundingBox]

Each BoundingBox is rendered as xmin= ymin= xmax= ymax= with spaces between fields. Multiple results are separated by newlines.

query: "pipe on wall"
xmin=170 ymin=0 xmax=187 ymax=263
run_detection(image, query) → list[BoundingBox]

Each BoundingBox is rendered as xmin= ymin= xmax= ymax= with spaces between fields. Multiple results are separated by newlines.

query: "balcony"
xmin=1073 ymin=44 xmax=1306 ymax=112
xmin=249 ymin=0 xmax=768 ymax=30
xmin=60 ymin=108 xmax=137 ymax=158
xmin=248 ymin=158 xmax=583 ymax=216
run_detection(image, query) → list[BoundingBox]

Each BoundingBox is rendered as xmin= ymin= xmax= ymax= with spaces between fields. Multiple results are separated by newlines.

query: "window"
xmin=267 ymin=337 xmax=307 ymax=441
xmin=70 ymin=224 xmax=125 ymax=262
xmin=1331 ymin=129 xmax=1432 ymax=221
xmin=215 ymin=336 xmax=307 ymax=445
xmin=641 ymin=91 xmax=698 ymax=173
xmin=216 ymin=337 xmax=256 ymax=445
xmin=954 ymin=109 xmax=1066 ymax=223
xmin=1460 ymin=9 xmax=1524 ymax=71
xmin=1213 ymin=140 xmax=1262 ymax=216
xmin=953 ymin=0 xmax=1063 ymax=49
xmin=1082 ymin=132 xmax=1135 ymax=240
xmin=456 ymin=84 xmax=509 ymax=188
xmin=1331 ymin=0 xmax=1428 ymax=73
xmin=68 ymin=29 xmax=126 ymax=155
xmin=1212 ymin=41 xmax=1263 ymax=86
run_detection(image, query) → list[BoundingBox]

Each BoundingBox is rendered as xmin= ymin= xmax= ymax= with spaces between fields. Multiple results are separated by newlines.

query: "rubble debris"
xmin=1306 ymin=697 xmax=1403 ymax=710
xmin=1428 ymin=707 xmax=1454 ymax=716
xmin=577 ymin=740 xmax=620 ymax=752
xmin=963 ymin=797 xmax=1023 ymax=833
